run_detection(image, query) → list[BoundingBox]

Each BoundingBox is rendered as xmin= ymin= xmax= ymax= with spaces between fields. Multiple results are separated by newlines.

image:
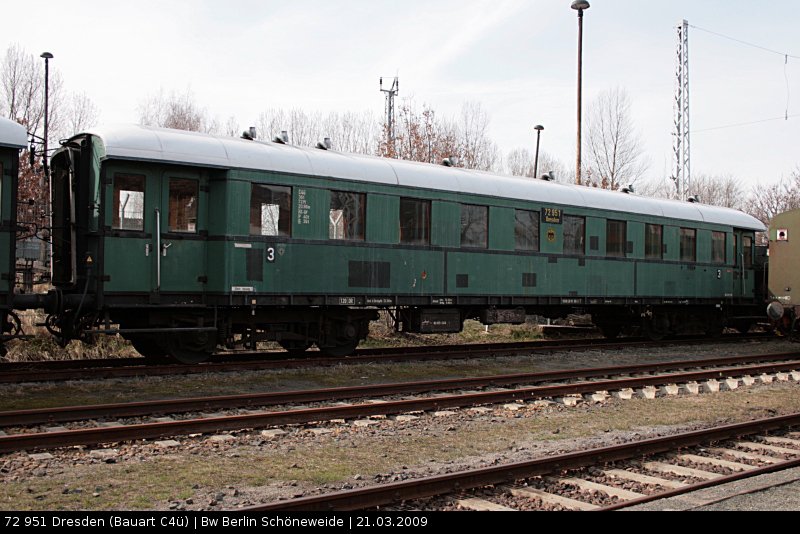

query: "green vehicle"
xmin=14 ymin=125 xmax=766 ymax=362
xmin=0 ymin=117 xmax=27 ymax=351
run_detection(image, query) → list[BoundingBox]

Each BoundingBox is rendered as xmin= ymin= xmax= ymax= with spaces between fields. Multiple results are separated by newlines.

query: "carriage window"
xmin=712 ymin=232 xmax=726 ymax=264
xmin=400 ymin=198 xmax=431 ymax=246
xmin=606 ymin=220 xmax=627 ymax=257
xmin=515 ymin=210 xmax=539 ymax=251
xmin=564 ymin=215 xmax=586 ymax=255
xmin=743 ymin=236 xmax=753 ymax=268
xmin=329 ymin=191 xmax=366 ymax=241
xmin=460 ymin=204 xmax=488 ymax=249
xmin=645 ymin=224 xmax=663 ymax=260
xmin=680 ymin=228 xmax=697 ymax=262
xmin=251 ymin=184 xmax=292 ymax=237
xmin=169 ymin=178 xmax=198 ymax=233
xmin=113 ymin=174 xmax=145 ymax=231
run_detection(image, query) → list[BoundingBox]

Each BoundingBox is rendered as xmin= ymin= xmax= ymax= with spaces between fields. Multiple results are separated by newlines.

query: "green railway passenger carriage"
xmin=14 ymin=124 xmax=766 ymax=362
xmin=0 ymin=117 xmax=27 ymax=350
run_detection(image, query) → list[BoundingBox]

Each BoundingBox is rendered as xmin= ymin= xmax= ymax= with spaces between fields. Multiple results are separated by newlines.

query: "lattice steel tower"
xmin=380 ymin=77 xmax=399 ymax=155
xmin=673 ymin=20 xmax=691 ymax=200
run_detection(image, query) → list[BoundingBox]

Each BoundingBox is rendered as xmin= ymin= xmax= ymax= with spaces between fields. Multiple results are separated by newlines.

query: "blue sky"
xmin=5 ymin=0 xmax=799 ymax=189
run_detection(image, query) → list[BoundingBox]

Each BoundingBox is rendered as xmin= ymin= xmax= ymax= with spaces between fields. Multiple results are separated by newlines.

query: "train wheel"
xmin=643 ymin=315 xmax=669 ymax=341
xmin=705 ymin=315 xmax=725 ymax=338
xmin=3 ymin=312 xmax=22 ymax=337
xmin=732 ymin=321 xmax=752 ymax=335
xmin=167 ymin=332 xmax=213 ymax=364
xmin=597 ymin=324 xmax=622 ymax=339
xmin=129 ymin=336 xmax=171 ymax=363
xmin=320 ymin=341 xmax=359 ymax=357
xmin=279 ymin=340 xmax=312 ymax=356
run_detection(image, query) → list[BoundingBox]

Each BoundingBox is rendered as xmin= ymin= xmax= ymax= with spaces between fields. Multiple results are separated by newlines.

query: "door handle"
xmin=145 ymin=244 xmax=152 ymax=257
xmin=161 ymin=243 xmax=173 ymax=257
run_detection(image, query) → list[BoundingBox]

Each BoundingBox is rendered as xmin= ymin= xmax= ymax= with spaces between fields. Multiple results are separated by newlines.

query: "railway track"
xmin=1 ymin=351 xmax=798 ymax=455
xmin=246 ymin=414 xmax=800 ymax=511
xmin=0 ymin=333 xmax=773 ymax=384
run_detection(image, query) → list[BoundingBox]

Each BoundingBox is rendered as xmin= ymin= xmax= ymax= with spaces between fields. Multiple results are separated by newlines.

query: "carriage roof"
xmin=83 ymin=124 xmax=766 ymax=232
xmin=0 ymin=117 xmax=28 ymax=149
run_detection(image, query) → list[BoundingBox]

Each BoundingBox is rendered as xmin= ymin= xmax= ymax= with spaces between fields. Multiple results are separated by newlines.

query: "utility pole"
xmin=572 ymin=1 xmax=590 ymax=185
xmin=673 ymin=20 xmax=691 ymax=200
xmin=380 ymin=76 xmax=399 ymax=157
xmin=40 ymin=52 xmax=53 ymax=269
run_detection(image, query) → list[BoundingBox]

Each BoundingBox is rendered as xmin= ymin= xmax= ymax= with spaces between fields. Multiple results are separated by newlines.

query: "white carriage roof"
xmin=86 ymin=124 xmax=765 ymax=232
xmin=0 ymin=117 xmax=28 ymax=149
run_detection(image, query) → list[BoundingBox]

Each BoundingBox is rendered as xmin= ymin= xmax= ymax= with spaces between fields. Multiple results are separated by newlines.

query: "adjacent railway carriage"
xmin=0 ymin=117 xmax=27 ymax=349
xmin=16 ymin=125 xmax=766 ymax=362
xmin=768 ymin=209 xmax=800 ymax=337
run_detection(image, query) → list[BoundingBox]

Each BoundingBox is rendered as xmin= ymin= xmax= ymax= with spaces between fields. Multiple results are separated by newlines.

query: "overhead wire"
xmin=688 ymin=24 xmax=800 ymax=60
xmin=692 ymin=114 xmax=800 ymax=134
xmin=687 ymin=23 xmax=798 ymax=132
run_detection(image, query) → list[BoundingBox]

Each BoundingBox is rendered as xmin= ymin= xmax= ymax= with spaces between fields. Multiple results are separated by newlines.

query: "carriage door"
xmin=732 ymin=231 xmax=749 ymax=299
xmin=151 ymin=173 xmax=207 ymax=299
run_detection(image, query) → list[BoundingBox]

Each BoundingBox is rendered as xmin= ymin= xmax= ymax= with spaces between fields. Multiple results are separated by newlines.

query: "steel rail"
xmin=0 ymin=336 xmax=626 ymax=372
xmin=1 ymin=352 xmax=798 ymax=427
xmin=245 ymin=413 xmax=800 ymax=511
xmin=0 ymin=334 xmax=774 ymax=384
xmin=0 ymin=360 xmax=798 ymax=454
xmin=598 ymin=457 xmax=800 ymax=511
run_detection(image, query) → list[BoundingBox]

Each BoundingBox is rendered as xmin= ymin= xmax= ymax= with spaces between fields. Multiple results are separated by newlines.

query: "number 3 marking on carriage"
xmin=267 ymin=248 xmax=276 ymax=263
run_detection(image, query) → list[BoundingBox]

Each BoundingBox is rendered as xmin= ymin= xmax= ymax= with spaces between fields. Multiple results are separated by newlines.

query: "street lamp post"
xmin=571 ymin=1 xmax=590 ymax=185
xmin=40 ymin=52 xmax=53 ymax=268
xmin=533 ymin=125 xmax=544 ymax=179
xmin=40 ymin=53 xmax=53 ymax=180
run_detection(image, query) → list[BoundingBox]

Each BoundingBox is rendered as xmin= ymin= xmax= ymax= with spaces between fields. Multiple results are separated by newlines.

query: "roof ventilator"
xmin=273 ymin=131 xmax=289 ymax=144
xmin=687 ymin=195 xmax=700 ymax=203
xmin=241 ymin=127 xmax=257 ymax=141
xmin=317 ymin=138 xmax=332 ymax=150
xmin=442 ymin=157 xmax=458 ymax=167
xmin=621 ymin=184 xmax=635 ymax=194
xmin=541 ymin=172 xmax=555 ymax=181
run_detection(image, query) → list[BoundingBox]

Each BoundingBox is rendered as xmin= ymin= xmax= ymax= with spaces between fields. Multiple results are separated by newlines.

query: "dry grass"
xmin=2 ymin=382 xmax=798 ymax=510
xmin=2 ymin=311 xmax=544 ymax=363
xmin=361 ymin=317 xmax=544 ymax=349
xmin=3 ymin=310 xmax=138 ymax=362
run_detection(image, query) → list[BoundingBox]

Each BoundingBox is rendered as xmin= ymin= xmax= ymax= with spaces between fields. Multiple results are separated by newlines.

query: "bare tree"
xmin=257 ymin=108 xmax=380 ymax=154
xmin=257 ymin=108 xmax=316 ymax=147
xmin=63 ymin=91 xmax=100 ymax=136
xmin=0 ymin=44 xmax=73 ymax=243
xmin=139 ymin=89 xmax=217 ymax=133
xmin=748 ymin=169 xmax=800 ymax=229
xmin=506 ymin=148 xmax=535 ymax=177
xmin=319 ymin=110 xmax=380 ymax=154
xmin=223 ymin=115 xmax=240 ymax=138
xmin=636 ymin=175 xmax=673 ymax=199
xmin=378 ymin=100 xmax=499 ymax=172
xmin=585 ymin=87 xmax=649 ymax=190
xmin=688 ymin=174 xmax=745 ymax=210
xmin=505 ymin=147 xmax=569 ymax=181
xmin=1 ymin=44 xmax=65 ymax=143
xmin=455 ymin=102 xmax=499 ymax=172
xmin=379 ymin=102 xmax=453 ymax=164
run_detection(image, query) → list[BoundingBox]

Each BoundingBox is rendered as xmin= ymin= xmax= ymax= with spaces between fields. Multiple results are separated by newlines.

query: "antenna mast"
xmin=673 ymin=20 xmax=691 ymax=200
xmin=380 ymin=76 xmax=399 ymax=156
